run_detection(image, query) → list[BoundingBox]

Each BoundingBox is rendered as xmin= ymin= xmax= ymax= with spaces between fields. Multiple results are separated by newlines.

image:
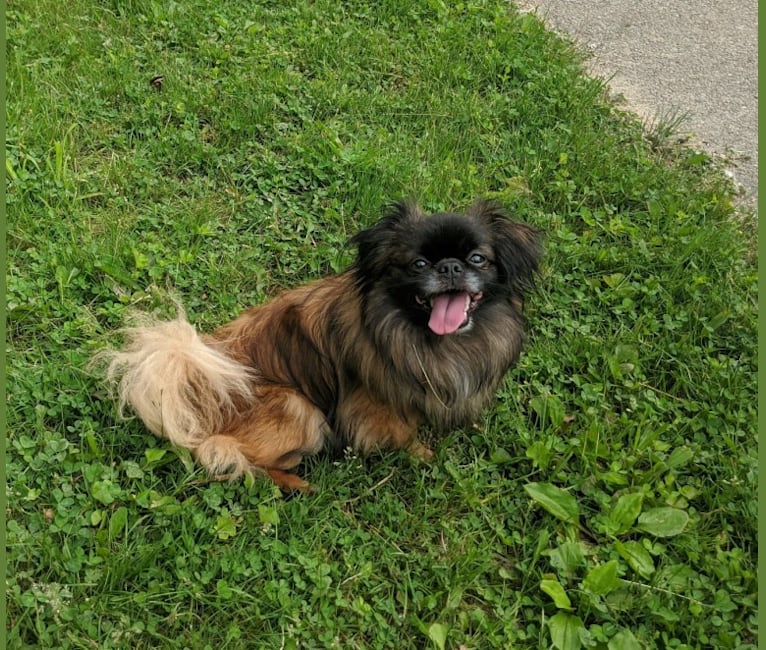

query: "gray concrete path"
xmin=517 ymin=0 xmax=758 ymax=210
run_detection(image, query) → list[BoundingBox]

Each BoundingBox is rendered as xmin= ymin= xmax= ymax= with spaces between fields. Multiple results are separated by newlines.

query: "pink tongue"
xmin=428 ymin=292 xmax=469 ymax=335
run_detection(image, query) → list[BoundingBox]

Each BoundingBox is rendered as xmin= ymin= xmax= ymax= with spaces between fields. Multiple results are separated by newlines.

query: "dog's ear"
xmin=351 ymin=201 xmax=424 ymax=279
xmin=468 ymin=199 xmax=542 ymax=293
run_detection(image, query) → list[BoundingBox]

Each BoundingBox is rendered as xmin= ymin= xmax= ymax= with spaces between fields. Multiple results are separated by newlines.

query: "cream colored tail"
xmin=97 ymin=313 xmax=254 ymax=457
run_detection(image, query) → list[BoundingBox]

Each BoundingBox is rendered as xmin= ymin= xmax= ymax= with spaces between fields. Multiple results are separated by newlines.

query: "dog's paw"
xmin=408 ymin=439 xmax=434 ymax=462
xmin=266 ymin=468 xmax=316 ymax=493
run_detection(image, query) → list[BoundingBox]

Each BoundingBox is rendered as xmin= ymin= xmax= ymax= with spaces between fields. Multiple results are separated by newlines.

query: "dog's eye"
xmin=468 ymin=253 xmax=486 ymax=265
xmin=411 ymin=258 xmax=429 ymax=270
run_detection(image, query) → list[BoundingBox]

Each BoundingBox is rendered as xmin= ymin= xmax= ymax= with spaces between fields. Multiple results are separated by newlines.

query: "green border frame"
xmin=1 ymin=0 xmax=8 ymax=645
xmin=757 ymin=0 xmax=764 ymax=642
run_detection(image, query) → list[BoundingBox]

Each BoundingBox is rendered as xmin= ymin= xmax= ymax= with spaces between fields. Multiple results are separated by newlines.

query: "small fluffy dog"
xmin=100 ymin=200 xmax=541 ymax=490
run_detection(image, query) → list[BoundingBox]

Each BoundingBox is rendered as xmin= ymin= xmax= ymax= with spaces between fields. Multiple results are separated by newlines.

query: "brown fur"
xmin=98 ymin=200 xmax=541 ymax=490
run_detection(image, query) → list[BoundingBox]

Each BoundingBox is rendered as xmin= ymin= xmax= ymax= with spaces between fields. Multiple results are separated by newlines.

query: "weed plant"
xmin=6 ymin=1 xmax=756 ymax=648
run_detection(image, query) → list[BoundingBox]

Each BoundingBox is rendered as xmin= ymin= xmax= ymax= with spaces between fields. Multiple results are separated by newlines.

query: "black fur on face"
xmin=351 ymin=199 xmax=542 ymax=335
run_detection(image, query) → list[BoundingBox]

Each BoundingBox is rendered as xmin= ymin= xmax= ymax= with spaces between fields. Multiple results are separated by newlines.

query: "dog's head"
xmin=351 ymin=200 xmax=542 ymax=335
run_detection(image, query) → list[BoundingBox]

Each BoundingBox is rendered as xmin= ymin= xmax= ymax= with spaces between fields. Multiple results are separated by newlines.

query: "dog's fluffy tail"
xmin=96 ymin=312 xmax=255 ymax=461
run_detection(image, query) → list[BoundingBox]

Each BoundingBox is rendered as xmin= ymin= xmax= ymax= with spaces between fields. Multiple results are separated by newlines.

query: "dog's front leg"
xmin=337 ymin=389 xmax=432 ymax=459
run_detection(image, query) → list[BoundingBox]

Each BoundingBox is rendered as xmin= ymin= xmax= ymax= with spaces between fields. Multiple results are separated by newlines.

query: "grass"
xmin=6 ymin=1 xmax=757 ymax=648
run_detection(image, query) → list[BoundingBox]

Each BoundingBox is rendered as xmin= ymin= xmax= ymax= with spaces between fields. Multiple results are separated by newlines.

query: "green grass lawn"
xmin=6 ymin=1 xmax=757 ymax=648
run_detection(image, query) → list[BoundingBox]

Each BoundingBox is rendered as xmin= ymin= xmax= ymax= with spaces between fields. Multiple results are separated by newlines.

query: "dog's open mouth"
xmin=416 ymin=291 xmax=483 ymax=335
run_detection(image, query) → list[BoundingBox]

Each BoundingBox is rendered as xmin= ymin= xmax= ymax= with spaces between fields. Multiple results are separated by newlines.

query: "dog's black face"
xmin=388 ymin=213 xmax=498 ymax=335
xmin=352 ymin=200 xmax=541 ymax=336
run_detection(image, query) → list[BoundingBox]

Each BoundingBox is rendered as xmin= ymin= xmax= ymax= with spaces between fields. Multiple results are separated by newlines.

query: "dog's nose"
xmin=437 ymin=259 xmax=464 ymax=276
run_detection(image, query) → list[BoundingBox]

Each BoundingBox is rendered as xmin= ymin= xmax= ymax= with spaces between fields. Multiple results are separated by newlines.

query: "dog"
xmin=98 ymin=199 xmax=541 ymax=490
